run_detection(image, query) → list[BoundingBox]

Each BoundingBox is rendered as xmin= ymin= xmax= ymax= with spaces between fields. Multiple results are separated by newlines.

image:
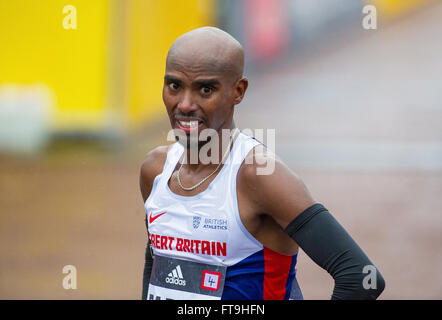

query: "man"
xmin=139 ymin=26 xmax=385 ymax=300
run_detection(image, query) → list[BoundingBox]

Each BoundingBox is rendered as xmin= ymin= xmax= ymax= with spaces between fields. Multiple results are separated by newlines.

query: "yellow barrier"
xmin=123 ymin=0 xmax=215 ymax=129
xmin=0 ymin=0 xmax=214 ymax=135
xmin=0 ymin=0 xmax=110 ymax=131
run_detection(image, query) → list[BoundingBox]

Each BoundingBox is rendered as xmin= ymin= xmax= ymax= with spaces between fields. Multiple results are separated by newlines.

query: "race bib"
xmin=147 ymin=255 xmax=227 ymax=300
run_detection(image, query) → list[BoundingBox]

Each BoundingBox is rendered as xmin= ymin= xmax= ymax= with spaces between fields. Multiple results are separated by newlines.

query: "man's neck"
xmin=180 ymin=126 xmax=239 ymax=173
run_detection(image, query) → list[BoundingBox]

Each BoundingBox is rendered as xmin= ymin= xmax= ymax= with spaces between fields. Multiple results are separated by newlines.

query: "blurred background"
xmin=0 ymin=0 xmax=441 ymax=299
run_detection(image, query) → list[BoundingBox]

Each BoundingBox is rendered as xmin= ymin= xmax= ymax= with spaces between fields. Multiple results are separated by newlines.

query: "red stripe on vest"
xmin=263 ymin=246 xmax=293 ymax=300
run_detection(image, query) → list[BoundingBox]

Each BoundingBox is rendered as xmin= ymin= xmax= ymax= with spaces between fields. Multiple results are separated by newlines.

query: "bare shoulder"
xmin=237 ymin=144 xmax=316 ymax=229
xmin=139 ymin=144 xmax=173 ymax=202
xmin=140 ymin=145 xmax=171 ymax=174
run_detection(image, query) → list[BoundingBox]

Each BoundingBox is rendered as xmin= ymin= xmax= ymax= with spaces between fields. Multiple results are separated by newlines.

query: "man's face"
xmin=163 ymin=57 xmax=239 ymax=148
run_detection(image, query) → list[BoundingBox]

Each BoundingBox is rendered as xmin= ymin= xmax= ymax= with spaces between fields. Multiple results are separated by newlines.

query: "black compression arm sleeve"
xmin=284 ymin=203 xmax=385 ymax=300
xmin=141 ymin=218 xmax=153 ymax=300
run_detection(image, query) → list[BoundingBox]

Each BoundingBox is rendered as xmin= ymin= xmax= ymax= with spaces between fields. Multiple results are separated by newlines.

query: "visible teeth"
xmin=179 ymin=120 xmax=199 ymax=127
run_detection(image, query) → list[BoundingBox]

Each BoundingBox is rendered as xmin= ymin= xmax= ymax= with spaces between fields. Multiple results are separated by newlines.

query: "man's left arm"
xmin=246 ymin=152 xmax=385 ymax=299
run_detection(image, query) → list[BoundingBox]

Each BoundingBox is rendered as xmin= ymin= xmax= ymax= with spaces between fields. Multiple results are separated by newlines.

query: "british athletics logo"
xmin=193 ymin=216 xmax=201 ymax=229
xmin=192 ymin=216 xmax=228 ymax=230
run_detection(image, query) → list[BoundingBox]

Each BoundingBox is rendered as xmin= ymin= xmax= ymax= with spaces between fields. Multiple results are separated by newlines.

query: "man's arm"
xmin=139 ymin=145 xmax=170 ymax=300
xmin=284 ymin=203 xmax=385 ymax=299
xmin=141 ymin=216 xmax=153 ymax=300
xmin=243 ymin=150 xmax=385 ymax=299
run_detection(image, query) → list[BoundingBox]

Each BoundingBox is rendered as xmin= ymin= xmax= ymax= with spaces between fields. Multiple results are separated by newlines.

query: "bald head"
xmin=166 ymin=27 xmax=245 ymax=83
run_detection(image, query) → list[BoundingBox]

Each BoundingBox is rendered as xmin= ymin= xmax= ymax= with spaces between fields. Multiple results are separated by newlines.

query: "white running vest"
xmin=145 ymin=131 xmax=263 ymax=267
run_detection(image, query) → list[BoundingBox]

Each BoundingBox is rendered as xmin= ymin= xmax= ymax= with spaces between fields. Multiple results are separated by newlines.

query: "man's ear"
xmin=233 ymin=77 xmax=248 ymax=105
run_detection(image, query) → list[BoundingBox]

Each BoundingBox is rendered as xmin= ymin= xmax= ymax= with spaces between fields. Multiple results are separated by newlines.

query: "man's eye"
xmin=169 ymin=82 xmax=179 ymax=90
xmin=201 ymin=86 xmax=213 ymax=95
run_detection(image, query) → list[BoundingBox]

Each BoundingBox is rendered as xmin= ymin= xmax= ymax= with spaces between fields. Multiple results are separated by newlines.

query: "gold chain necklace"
xmin=176 ymin=129 xmax=239 ymax=191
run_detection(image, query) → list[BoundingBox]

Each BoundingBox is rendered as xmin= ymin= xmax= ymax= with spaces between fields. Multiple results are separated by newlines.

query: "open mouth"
xmin=175 ymin=118 xmax=204 ymax=132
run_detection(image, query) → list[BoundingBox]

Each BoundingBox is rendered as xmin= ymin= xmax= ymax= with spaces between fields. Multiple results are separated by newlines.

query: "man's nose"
xmin=177 ymin=91 xmax=198 ymax=114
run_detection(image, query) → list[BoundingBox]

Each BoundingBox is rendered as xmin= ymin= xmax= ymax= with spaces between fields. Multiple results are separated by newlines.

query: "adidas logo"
xmin=165 ymin=265 xmax=186 ymax=286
